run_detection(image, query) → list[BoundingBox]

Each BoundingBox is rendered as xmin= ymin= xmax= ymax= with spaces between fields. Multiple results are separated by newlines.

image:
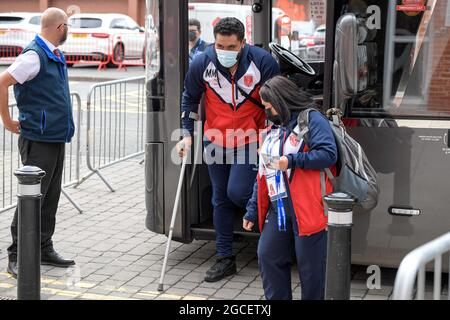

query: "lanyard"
xmin=275 ymin=171 xmax=287 ymax=232
xmin=265 ymin=129 xmax=287 ymax=232
xmin=264 ymin=129 xmax=277 ymax=156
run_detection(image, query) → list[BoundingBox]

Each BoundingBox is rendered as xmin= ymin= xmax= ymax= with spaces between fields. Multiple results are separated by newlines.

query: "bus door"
xmin=145 ymin=0 xmax=190 ymax=242
xmin=145 ymin=0 xmax=269 ymax=242
xmin=329 ymin=0 xmax=450 ymax=268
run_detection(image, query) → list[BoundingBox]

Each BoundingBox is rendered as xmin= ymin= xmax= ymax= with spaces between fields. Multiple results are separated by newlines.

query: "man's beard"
xmin=60 ymin=30 xmax=68 ymax=45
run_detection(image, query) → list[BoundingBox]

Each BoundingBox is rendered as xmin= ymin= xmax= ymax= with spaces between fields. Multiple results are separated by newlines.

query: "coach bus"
xmin=144 ymin=0 xmax=450 ymax=269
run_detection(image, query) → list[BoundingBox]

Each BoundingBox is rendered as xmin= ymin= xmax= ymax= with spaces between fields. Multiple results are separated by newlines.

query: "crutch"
xmin=158 ymin=145 xmax=189 ymax=292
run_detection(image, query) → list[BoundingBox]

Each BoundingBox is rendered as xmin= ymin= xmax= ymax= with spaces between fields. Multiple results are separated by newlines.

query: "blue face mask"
xmin=216 ymin=48 xmax=240 ymax=68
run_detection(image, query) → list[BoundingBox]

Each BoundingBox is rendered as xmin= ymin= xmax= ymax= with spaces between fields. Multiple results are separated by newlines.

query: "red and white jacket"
xmin=181 ymin=44 xmax=280 ymax=148
xmin=245 ymin=111 xmax=338 ymax=236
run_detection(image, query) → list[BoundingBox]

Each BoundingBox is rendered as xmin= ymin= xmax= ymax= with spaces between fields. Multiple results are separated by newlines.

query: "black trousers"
xmin=7 ymin=136 xmax=65 ymax=261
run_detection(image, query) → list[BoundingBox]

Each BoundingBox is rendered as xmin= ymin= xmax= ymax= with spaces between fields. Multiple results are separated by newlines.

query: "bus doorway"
xmin=144 ymin=0 xmax=327 ymax=243
xmin=145 ymin=0 xmax=450 ymax=269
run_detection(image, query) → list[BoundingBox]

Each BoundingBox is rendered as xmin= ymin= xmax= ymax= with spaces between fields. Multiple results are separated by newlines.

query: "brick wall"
xmin=426 ymin=0 xmax=450 ymax=112
xmin=0 ymin=0 xmax=146 ymax=25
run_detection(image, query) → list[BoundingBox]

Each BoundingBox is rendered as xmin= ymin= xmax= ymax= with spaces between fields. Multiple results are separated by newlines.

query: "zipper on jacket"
xmin=40 ymin=109 xmax=46 ymax=135
xmin=65 ymin=86 xmax=72 ymax=143
xmin=231 ymin=75 xmax=237 ymax=111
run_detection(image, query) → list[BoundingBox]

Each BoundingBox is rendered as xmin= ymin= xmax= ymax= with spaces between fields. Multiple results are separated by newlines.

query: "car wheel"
xmin=110 ymin=43 xmax=124 ymax=67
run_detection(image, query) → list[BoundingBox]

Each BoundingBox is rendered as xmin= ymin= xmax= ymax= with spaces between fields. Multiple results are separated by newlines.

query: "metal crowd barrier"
xmin=392 ymin=231 xmax=450 ymax=300
xmin=1 ymin=104 xmax=20 ymax=213
xmin=76 ymin=76 xmax=146 ymax=191
xmin=60 ymin=32 xmax=145 ymax=70
xmin=60 ymin=32 xmax=112 ymax=70
xmin=1 ymin=31 xmax=145 ymax=70
xmin=110 ymin=33 xmax=146 ymax=69
xmin=0 ymin=92 xmax=83 ymax=214
xmin=0 ymin=30 xmax=36 ymax=63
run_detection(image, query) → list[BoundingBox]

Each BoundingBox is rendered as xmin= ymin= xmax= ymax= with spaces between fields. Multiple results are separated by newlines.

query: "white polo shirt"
xmin=7 ymin=35 xmax=57 ymax=85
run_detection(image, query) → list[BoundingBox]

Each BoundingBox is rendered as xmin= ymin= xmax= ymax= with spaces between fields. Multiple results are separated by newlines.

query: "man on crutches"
xmin=175 ymin=17 xmax=279 ymax=283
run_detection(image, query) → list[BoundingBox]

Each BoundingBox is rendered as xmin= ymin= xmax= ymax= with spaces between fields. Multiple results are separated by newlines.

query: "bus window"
xmin=271 ymin=0 xmax=327 ymax=62
xmin=340 ymin=0 xmax=450 ymax=119
xmin=188 ymin=0 xmax=253 ymax=51
xmin=188 ymin=1 xmax=292 ymax=52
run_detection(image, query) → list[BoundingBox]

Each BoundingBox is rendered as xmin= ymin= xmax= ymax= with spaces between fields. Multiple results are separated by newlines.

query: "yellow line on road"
xmin=0 ymin=272 xmax=208 ymax=300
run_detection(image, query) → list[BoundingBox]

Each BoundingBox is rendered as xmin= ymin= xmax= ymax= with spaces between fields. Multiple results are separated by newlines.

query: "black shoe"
xmin=41 ymin=248 xmax=75 ymax=267
xmin=7 ymin=260 xmax=17 ymax=279
xmin=204 ymin=256 xmax=237 ymax=282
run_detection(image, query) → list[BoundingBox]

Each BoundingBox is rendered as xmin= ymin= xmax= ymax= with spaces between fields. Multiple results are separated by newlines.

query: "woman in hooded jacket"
xmin=243 ymin=76 xmax=338 ymax=300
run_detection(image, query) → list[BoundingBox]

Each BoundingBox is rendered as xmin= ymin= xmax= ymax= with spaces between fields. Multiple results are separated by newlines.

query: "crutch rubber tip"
xmin=157 ymin=284 xmax=164 ymax=292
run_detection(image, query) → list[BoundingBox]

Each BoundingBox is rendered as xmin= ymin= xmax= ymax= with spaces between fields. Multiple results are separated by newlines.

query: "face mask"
xmin=216 ymin=48 xmax=240 ymax=68
xmin=189 ymin=31 xmax=197 ymax=42
xmin=265 ymin=108 xmax=283 ymax=125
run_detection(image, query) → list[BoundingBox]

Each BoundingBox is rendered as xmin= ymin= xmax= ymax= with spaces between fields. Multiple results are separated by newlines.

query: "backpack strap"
xmin=294 ymin=108 xmax=317 ymax=143
xmin=320 ymin=171 xmax=329 ymax=217
xmin=236 ymin=84 xmax=265 ymax=110
xmin=295 ymin=108 xmax=336 ymax=217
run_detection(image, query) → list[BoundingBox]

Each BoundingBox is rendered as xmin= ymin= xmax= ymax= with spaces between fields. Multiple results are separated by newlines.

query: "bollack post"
xmin=324 ymin=192 xmax=356 ymax=300
xmin=15 ymin=166 xmax=45 ymax=300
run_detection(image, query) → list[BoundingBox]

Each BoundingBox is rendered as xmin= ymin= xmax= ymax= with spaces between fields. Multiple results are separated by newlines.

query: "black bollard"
xmin=324 ymin=192 xmax=356 ymax=300
xmin=15 ymin=166 xmax=45 ymax=300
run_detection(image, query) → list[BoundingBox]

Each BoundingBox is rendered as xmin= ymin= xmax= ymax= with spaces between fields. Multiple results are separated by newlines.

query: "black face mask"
xmin=265 ymin=108 xmax=283 ymax=125
xmin=189 ymin=31 xmax=197 ymax=42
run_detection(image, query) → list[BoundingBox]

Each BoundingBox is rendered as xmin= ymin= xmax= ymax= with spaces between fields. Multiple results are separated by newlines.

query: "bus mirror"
xmin=334 ymin=13 xmax=358 ymax=112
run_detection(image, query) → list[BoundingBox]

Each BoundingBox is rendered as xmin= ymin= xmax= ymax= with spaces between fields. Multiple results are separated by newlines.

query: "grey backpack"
xmin=294 ymin=108 xmax=379 ymax=211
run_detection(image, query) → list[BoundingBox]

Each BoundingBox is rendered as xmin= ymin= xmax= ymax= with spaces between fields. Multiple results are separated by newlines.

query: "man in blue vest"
xmin=0 ymin=7 xmax=75 ymax=279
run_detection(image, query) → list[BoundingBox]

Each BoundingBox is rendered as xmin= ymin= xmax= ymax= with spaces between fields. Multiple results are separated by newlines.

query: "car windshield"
xmin=70 ymin=18 xmax=102 ymax=28
xmin=0 ymin=17 xmax=25 ymax=24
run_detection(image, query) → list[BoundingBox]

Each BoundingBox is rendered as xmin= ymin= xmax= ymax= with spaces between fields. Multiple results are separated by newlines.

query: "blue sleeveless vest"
xmin=14 ymin=35 xmax=74 ymax=143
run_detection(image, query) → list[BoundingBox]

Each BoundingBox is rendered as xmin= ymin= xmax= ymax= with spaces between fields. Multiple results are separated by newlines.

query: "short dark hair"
xmin=260 ymin=76 xmax=314 ymax=126
xmin=189 ymin=18 xmax=201 ymax=32
xmin=213 ymin=17 xmax=245 ymax=41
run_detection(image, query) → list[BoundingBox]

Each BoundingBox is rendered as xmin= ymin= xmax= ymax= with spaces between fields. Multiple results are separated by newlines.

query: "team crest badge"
xmin=289 ymin=134 xmax=299 ymax=147
xmin=244 ymin=75 xmax=254 ymax=87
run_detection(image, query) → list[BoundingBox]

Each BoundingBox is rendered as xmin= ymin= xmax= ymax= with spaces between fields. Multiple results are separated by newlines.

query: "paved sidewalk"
xmin=0 ymin=159 xmax=398 ymax=300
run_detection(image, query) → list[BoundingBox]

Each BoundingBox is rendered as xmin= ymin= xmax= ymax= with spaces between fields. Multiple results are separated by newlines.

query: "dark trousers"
xmin=205 ymin=141 xmax=258 ymax=257
xmin=258 ymin=207 xmax=327 ymax=300
xmin=7 ymin=136 xmax=65 ymax=261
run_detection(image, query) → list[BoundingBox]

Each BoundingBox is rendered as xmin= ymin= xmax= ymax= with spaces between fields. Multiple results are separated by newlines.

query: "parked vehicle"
xmin=60 ymin=13 xmax=145 ymax=67
xmin=294 ymin=24 xmax=326 ymax=61
xmin=0 ymin=12 xmax=41 ymax=59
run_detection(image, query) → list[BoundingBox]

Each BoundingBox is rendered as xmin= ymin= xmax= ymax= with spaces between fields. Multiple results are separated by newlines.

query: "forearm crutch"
xmin=158 ymin=147 xmax=188 ymax=292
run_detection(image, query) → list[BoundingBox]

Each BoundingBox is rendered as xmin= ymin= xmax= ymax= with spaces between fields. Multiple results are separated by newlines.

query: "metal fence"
xmin=61 ymin=31 xmax=112 ymax=70
xmin=0 ymin=30 xmax=35 ymax=63
xmin=110 ymin=33 xmax=146 ymax=69
xmin=76 ymin=76 xmax=146 ymax=191
xmin=0 ymin=92 xmax=83 ymax=214
xmin=1 ymin=31 xmax=145 ymax=69
xmin=1 ymin=104 xmax=20 ymax=213
xmin=392 ymin=231 xmax=450 ymax=300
